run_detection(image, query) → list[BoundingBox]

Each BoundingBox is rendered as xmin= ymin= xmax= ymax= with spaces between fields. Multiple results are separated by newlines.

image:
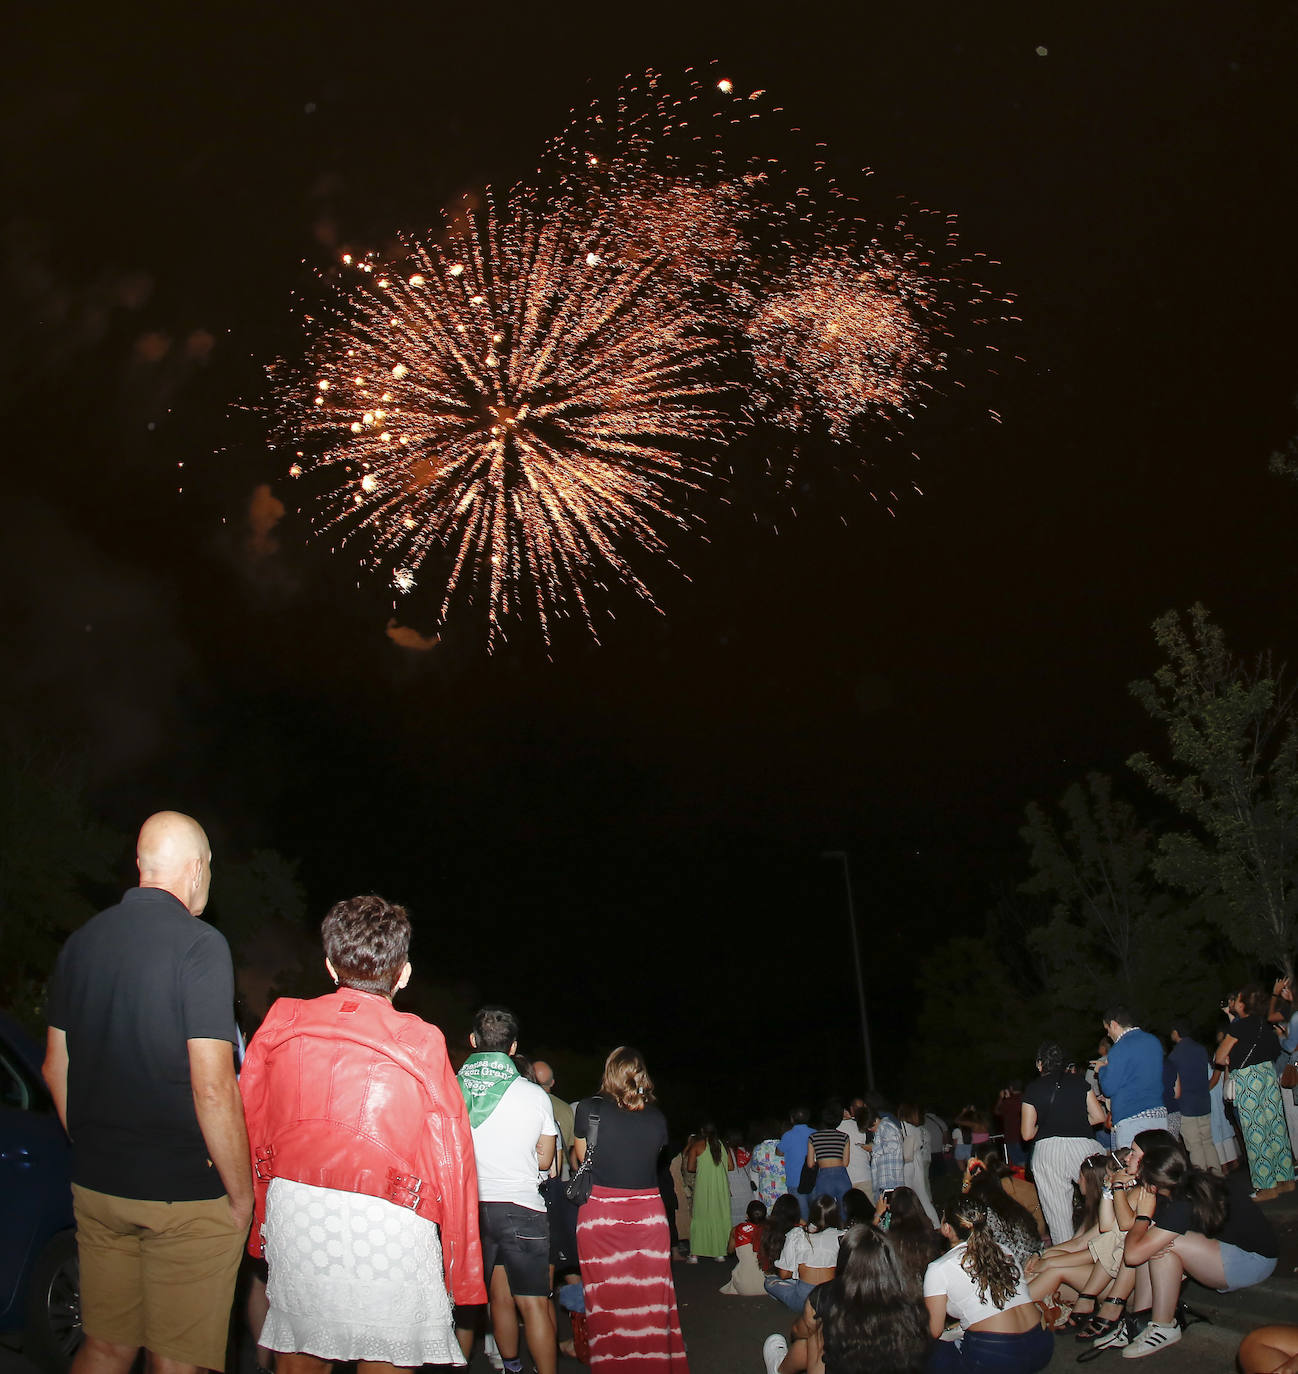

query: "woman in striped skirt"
xmin=1020 ymin=1040 xmax=1106 ymax=1245
xmin=1217 ymin=986 xmax=1295 ymax=1200
xmin=573 ymin=1047 xmax=690 ymax=1371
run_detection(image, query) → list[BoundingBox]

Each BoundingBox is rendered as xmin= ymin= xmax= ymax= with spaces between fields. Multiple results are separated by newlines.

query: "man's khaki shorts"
xmin=72 ymin=1184 xmax=248 ymax=1370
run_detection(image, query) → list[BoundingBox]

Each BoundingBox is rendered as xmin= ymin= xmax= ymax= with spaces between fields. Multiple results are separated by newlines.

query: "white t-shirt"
xmin=841 ymin=1120 xmax=873 ymax=1189
xmin=470 ymin=1077 xmax=557 ymax=1210
xmin=923 ymin=1242 xmax=1033 ymax=1330
xmin=777 ymin=1225 xmax=845 ymax=1274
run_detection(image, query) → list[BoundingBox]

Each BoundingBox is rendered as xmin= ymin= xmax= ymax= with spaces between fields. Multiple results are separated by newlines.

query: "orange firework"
xmin=745 ymin=249 xmax=942 ymax=438
xmin=278 ymin=188 xmax=729 ymax=648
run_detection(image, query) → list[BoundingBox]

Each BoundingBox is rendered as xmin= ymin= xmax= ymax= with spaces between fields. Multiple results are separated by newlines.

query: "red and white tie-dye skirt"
xmin=575 ymin=1185 xmax=690 ymax=1371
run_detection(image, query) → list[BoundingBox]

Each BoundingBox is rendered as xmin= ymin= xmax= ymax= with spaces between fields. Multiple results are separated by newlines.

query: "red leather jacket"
xmin=240 ymin=989 xmax=486 ymax=1305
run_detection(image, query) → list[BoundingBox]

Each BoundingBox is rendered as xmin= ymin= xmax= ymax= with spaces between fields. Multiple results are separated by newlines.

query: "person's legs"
xmin=274 ymin=1355 xmax=330 ymax=1374
xmin=71 ymin=1337 xmax=140 ymax=1374
xmin=488 ymin=1264 xmax=521 ymax=1361
xmin=514 ymin=1296 xmax=556 ymax=1374
xmin=1146 ymin=1249 xmax=1187 ymax=1326
xmin=1180 ymin=1114 xmax=1221 ymax=1174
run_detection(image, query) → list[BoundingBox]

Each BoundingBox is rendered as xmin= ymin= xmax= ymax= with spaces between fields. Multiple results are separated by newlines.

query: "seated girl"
xmin=1119 ymin=1128 xmax=1278 ymax=1358
xmin=923 ymin=1194 xmax=1053 ymax=1374
xmin=765 ymin=1196 xmax=844 ymax=1314
xmin=761 ymin=1224 xmax=930 ymax=1374
xmin=720 ymin=1199 xmax=768 ymax=1296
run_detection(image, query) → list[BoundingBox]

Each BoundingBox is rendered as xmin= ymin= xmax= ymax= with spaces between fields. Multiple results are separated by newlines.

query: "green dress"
xmin=691 ymin=1145 xmax=732 ymax=1258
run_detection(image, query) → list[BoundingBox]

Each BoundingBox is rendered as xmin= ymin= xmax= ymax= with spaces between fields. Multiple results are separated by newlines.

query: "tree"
xmin=0 ymin=740 xmax=124 ymax=1031
xmin=1129 ymin=605 xmax=1298 ymax=978
xmin=1268 ymin=393 xmax=1298 ymax=483
xmin=1020 ymin=772 xmax=1218 ymax=1032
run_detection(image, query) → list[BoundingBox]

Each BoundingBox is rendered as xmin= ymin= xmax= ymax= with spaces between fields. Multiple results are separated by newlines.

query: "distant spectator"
xmin=1209 ymin=1029 xmax=1243 ymax=1172
xmin=995 ymin=1082 xmax=1026 ymax=1166
xmin=842 ymin=1102 xmax=875 ymax=1198
xmin=719 ymin=1199 xmax=768 ymax=1297
xmin=685 ymin=1121 xmax=735 ymax=1259
xmin=897 ymin=1102 xmax=939 ymax=1226
xmin=806 ymin=1100 xmax=853 ymax=1216
xmin=1216 ymin=986 xmax=1295 ymax=1200
xmin=1168 ymin=1021 xmax=1221 ymax=1174
xmin=867 ymin=1098 xmax=905 ymax=1196
xmin=1096 ymin=1005 xmax=1167 ymax=1147
xmin=748 ymin=1121 xmax=787 ymax=1212
xmin=1020 ymin=1040 xmax=1104 ymax=1245
xmin=780 ymin=1107 xmax=815 ymax=1220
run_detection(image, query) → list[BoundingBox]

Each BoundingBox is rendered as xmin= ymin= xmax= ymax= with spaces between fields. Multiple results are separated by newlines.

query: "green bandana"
xmin=458 ymin=1051 xmax=519 ymax=1127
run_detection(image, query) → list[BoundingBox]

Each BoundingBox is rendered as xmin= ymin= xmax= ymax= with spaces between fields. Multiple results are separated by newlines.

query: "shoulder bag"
xmin=565 ymin=1101 xmax=601 ymax=1205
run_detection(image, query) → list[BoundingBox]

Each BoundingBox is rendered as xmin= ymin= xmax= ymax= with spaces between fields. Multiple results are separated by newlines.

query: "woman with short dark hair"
xmin=240 ymin=894 xmax=484 ymax=1374
xmin=572 ymin=1047 xmax=689 ymax=1370
xmin=1020 ymin=1040 xmax=1105 ymax=1246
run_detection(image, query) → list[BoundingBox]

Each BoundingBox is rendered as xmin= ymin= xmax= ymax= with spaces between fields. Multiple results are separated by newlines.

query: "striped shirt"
xmin=809 ymin=1128 xmax=849 ymax=1161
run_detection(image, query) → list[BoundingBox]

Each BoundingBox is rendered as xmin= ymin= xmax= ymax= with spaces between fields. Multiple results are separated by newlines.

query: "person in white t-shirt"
xmin=455 ymin=1007 xmax=558 ymax=1374
xmin=922 ymin=1194 xmax=1052 ymax=1372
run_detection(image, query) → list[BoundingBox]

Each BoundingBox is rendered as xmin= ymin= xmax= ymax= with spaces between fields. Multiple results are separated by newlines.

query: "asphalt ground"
xmin=5 ymin=1186 xmax=1294 ymax=1374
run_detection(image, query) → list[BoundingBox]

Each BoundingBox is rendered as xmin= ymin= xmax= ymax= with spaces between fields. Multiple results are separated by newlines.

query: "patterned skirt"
xmin=1232 ymin=1062 xmax=1296 ymax=1192
xmin=576 ymin=1186 xmax=690 ymax=1371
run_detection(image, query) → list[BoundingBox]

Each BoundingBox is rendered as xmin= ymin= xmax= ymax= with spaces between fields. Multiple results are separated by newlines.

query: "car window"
xmin=0 ymin=1046 xmax=32 ymax=1111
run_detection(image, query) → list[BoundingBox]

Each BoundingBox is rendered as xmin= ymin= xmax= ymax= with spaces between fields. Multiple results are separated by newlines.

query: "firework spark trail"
xmin=285 ymin=185 xmax=730 ymax=646
xmin=271 ymin=67 xmax=1005 ymax=647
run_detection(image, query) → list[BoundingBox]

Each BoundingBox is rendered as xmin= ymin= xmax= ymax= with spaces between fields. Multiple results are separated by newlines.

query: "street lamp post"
xmin=823 ymin=849 xmax=875 ymax=1093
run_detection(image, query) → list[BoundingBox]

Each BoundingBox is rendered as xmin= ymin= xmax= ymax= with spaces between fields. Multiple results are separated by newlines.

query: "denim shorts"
xmin=479 ymin=1200 xmax=551 ymax=1296
xmin=1217 ymin=1241 xmax=1277 ymax=1292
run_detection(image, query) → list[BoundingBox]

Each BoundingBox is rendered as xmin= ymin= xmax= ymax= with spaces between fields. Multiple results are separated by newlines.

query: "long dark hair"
xmin=699 ymin=1120 xmax=723 ymax=1166
xmin=761 ymin=1193 xmax=802 ymax=1269
xmin=943 ymin=1195 xmax=1019 ymax=1308
xmin=808 ymin=1194 xmax=842 ymax=1232
xmin=1135 ymin=1131 xmax=1227 ymax=1236
xmin=1075 ymin=1153 xmax=1113 ymax=1233
xmin=822 ymin=1225 xmax=930 ymax=1374
xmin=882 ymin=1187 xmax=941 ymax=1293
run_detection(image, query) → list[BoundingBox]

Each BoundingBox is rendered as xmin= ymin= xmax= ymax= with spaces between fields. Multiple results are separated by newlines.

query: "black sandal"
xmin=1075 ymin=1294 xmax=1126 ymax=1342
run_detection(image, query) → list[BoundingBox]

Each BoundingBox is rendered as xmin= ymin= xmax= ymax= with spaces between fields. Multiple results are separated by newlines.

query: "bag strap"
xmin=585 ymin=1100 xmax=601 ymax=1149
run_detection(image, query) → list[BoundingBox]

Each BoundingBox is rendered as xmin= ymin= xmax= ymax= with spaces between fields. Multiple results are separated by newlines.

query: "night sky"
xmin=4 ymin=1 xmax=1297 ymax=1120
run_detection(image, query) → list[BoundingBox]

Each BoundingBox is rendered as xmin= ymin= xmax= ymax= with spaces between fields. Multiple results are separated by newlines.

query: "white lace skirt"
xmin=260 ymin=1178 xmax=465 ymax=1367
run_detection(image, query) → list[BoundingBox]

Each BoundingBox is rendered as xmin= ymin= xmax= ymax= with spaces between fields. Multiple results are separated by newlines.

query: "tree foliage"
xmin=1129 ymin=605 xmax=1298 ymax=978
xmin=0 ymin=741 xmax=124 ymax=1030
xmin=1020 ymin=772 xmax=1219 ymax=1033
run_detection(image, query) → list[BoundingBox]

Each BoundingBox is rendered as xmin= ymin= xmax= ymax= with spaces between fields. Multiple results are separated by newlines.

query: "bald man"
xmin=43 ymin=812 xmax=253 ymax=1374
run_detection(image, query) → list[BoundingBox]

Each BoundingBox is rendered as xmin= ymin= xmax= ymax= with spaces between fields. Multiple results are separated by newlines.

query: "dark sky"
xmin=4 ymin=0 xmax=1297 ymax=1118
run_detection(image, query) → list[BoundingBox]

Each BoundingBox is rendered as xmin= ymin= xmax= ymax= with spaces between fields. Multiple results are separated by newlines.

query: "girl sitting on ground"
xmin=960 ymin=1147 xmax=1044 ymax=1272
xmin=873 ymin=1186 xmax=942 ymax=1295
xmin=720 ymin=1199 xmax=768 ymax=1296
xmin=1025 ymin=1151 xmax=1128 ymax=1333
xmin=760 ymin=1195 xmax=805 ymax=1284
xmin=923 ymin=1195 xmax=1053 ymax=1373
xmin=766 ymin=1195 xmax=844 ymax=1314
xmin=762 ymin=1224 xmax=931 ymax=1374
xmin=1118 ymin=1128 xmax=1279 ymax=1359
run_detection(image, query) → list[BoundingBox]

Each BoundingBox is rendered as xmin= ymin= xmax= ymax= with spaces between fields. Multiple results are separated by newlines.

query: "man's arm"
xmin=189 ymin=1038 xmax=254 ymax=1227
xmin=536 ymin=1131 xmax=557 ymax=1173
xmin=42 ymin=1028 xmax=69 ymax=1132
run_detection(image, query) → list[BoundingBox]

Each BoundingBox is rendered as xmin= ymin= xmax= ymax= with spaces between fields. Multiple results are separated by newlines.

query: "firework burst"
xmin=268 ymin=68 xmax=1007 ymax=648
xmin=279 ymin=187 xmax=730 ymax=646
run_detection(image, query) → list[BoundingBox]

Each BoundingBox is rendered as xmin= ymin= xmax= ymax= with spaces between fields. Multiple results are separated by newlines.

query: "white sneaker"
xmin=484 ymin=1333 xmax=504 ymax=1371
xmin=763 ymin=1333 xmax=789 ymax=1374
xmin=1122 ymin=1321 xmax=1182 ymax=1359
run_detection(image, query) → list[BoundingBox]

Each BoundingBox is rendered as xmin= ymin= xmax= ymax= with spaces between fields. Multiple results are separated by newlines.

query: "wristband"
xmin=1101 ymin=1186 xmax=1114 ymax=1200
xmin=1135 ymin=1214 xmax=1154 ymax=1223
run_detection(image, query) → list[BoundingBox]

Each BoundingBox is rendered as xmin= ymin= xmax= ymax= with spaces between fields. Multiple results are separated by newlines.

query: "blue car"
xmin=0 ymin=1012 xmax=81 ymax=1372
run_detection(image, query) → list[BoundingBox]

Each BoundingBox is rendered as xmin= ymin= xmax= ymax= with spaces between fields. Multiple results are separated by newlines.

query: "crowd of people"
xmin=36 ymin=810 xmax=1298 ymax=1374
